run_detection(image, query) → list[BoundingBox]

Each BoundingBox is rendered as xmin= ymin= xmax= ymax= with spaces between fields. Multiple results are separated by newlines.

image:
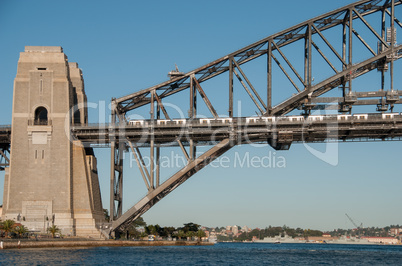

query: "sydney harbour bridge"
xmin=1 ymin=0 xmax=402 ymax=235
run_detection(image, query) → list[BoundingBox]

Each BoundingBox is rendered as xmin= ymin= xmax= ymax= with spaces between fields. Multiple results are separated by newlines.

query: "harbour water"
xmin=0 ymin=242 xmax=402 ymax=265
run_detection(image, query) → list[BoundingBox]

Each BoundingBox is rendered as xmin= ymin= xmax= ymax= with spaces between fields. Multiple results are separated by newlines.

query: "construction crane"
xmin=345 ymin=213 xmax=363 ymax=237
xmin=345 ymin=213 xmax=363 ymax=228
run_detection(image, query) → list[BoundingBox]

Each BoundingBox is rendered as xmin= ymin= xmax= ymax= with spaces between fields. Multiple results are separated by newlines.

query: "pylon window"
xmin=34 ymin=107 xmax=48 ymax=125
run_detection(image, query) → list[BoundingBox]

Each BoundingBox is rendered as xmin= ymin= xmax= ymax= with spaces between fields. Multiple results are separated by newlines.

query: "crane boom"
xmin=345 ymin=213 xmax=362 ymax=228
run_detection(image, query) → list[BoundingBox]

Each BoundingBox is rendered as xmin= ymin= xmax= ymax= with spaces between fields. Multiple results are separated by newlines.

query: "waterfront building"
xmin=390 ymin=228 xmax=402 ymax=236
xmin=241 ymin=225 xmax=250 ymax=232
xmin=361 ymin=237 xmax=398 ymax=244
xmin=232 ymin=225 xmax=238 ymax=235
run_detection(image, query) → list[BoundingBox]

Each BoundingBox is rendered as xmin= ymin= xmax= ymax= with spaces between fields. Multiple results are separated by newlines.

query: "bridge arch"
xmin=90 ymin=0 xmax=402 ymax=235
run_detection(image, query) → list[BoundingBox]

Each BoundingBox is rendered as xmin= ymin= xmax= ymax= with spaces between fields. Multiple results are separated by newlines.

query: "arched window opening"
xmin=34 ymin=107 xmax=48 ymax=125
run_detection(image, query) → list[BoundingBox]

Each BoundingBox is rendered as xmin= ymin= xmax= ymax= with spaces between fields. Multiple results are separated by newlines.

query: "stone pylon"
xmin=2 ymin=46 xmax=104 ymax=237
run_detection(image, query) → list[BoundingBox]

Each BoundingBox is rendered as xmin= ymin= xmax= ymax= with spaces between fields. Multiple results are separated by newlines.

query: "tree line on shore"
xmin=210 ymin=224 xmax=402 ymax=242
xmin=233 ymin=226 xmax=323 ymax=242
xmin=124 ymin=218 xmax=206 ymax=240
xmin=120 ymin=213 xmax=402 ymax=242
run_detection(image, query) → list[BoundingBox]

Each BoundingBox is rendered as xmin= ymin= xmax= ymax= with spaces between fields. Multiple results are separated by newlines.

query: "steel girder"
xmin=109 ymin=111 xmax=126 ymax=223
xmin=0 ymin=126 xmax=11 ymax=144
xmin=0 ymin=126 xmax=11 ymax=171
xmin=0 ymin=146 xmax=10 ymax=171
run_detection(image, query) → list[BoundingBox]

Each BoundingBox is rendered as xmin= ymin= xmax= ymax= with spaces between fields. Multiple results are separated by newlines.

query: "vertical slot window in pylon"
xmin=39 ymin=79 xmax=43 ymax=95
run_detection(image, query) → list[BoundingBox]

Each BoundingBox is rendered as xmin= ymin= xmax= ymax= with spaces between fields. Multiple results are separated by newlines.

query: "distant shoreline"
xmin=0 ymin=240 xmax=214 ymax=250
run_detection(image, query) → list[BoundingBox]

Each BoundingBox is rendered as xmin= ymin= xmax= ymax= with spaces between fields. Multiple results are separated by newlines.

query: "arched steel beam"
xmin=112 ymin=0 xmax=401 ymax=115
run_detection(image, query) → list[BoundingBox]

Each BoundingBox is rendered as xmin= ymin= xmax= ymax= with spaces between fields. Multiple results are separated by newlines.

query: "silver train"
xmin=128 ymin=113 xmax=401 ymax=126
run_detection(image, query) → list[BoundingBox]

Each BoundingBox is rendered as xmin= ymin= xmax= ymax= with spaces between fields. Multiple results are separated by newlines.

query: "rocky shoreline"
xmin=0 ymin=240 xmax=214 ymax=249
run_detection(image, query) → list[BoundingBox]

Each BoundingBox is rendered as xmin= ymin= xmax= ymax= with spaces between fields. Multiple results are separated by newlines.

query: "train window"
xmin=136 ymin=122 xmax=141 ymax=125
xmin=292 ymin=118 xmax=297 ymax=121
xmin=178 ymin=121 xmax=183 ymax=124
xmin=160 ymin=121 xmax=165 ymax=125
xmin=203 ymin=120 xmax=208 ymax=124
xmin=341 ymin=116 xmax=346 ymax=120
xmin=268 ymin=118 xmax=272 ymax=122
xmin=225 ymin=120 xmax=229 ymax=123
xmin=386 ymin=115 xmax=391 ymax=119
xmin=250 ymin=119 xmax=255 ymax=123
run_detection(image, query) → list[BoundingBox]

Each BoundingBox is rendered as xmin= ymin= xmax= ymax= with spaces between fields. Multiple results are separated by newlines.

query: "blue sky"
xmin=0 ymin=0 xmax=401 ymax=231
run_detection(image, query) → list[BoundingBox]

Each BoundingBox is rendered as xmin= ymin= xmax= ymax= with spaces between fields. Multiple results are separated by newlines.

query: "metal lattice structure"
xmin=101 ymin=0 xmax=402 ymax=233
xmin=0 ymin=126 xmax=11 ymax=171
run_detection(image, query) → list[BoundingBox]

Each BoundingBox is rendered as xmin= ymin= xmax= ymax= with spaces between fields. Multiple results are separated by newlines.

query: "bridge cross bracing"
xmin=1 ymin=0 xmax=402 ymax=235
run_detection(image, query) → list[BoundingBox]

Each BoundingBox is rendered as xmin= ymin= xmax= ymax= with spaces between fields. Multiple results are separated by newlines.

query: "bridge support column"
xmin=109 ymin=110 xmax=125 ymax=224
xmin=189 ymin=76 xmax=197 ymax=158
xmin=229 ymin=57 xmax=234 ymax=117
xmin=267 ymin=41 xmax=272 ymax=115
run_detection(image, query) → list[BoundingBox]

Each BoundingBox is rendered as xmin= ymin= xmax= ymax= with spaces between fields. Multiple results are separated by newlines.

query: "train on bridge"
xmin=127 ymin=112 xmax=402 ymax=127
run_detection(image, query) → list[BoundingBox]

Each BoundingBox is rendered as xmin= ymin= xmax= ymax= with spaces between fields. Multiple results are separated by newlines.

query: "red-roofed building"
xmin=361 ymin=236 xmax=398 ymax=244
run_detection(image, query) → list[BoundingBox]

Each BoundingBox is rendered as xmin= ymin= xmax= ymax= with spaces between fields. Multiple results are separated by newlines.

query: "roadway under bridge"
xmin=1 ymin=0 xmax=402 ymax=236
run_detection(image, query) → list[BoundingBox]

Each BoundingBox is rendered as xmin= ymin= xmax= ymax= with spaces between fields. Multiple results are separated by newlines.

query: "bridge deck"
xmin=71 ymin=113 xmax=402 ymax=146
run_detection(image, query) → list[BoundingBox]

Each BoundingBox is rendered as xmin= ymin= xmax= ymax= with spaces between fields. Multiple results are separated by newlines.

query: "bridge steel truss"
xmin=102 ymin=0 xmax=402 ymax=233
xmin=0 ymin=126 xmax=11 ymax=171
